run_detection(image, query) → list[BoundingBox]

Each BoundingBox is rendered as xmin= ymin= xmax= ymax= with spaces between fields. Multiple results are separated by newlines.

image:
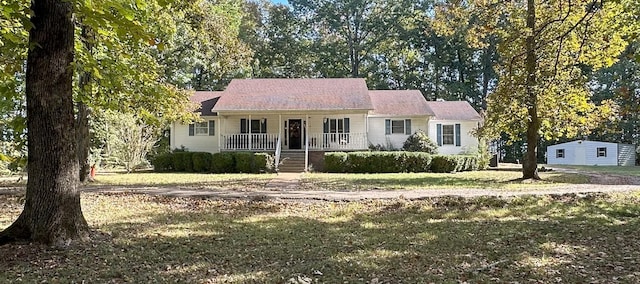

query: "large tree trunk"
xmin=522 ymin=0 xmax=541 ymax=180
xmin=0 ymin=0 xmax=90 ymax=245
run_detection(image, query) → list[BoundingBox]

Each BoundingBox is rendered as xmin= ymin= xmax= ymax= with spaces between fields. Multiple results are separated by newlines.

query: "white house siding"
xmin=367 ymin=117 xmax=429 ymax=150
xmin=170 ymin=116 xmax=220 ymax=153
xmin=428 ymin=120 xmax=479 ymax=155
xmin=547 ymin=140 xmax=618 ymax=166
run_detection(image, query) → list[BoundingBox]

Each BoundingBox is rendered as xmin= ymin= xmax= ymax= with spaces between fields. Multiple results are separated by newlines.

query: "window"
xmin=324 ymin=118 xmax=350 ymax=143
xmin=385 ymin=119 xmax=411 ymax=135
xmin=194 ymin=122 xmax=208 ymax=135
xmin=442 ymin=125 xmax=454 ymax=145
xmin=556 ymin=149 xmax=565 ymax=158
xmin=188 ymin=120 xmax=215 ymax=136
xmin=241 ymin=119 xmax=267 ymax=133
xmin=436 ymin=123 xmax=460 ymax=146
xmin=391 ymin=120 xmax=405 ymax=134
xmin=597 ymin=147 xmax=607 ymax=157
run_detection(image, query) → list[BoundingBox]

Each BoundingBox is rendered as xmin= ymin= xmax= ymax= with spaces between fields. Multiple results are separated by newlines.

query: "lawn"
xmin=300 ymin=170 xmax=590 ymax=191
xmin=550 ymin=165 xmax=640 ymax=177
xmin=92 ymin=172 xmax=276 ymax=190
xmin=2 ymin=192 xmax=640 ymax=282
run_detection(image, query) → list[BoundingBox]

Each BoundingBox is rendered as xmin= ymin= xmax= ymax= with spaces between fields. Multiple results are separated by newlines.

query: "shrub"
xmin=172 ymin=152 xmax=194 ymax=172
xmin=212 ymin=152 xmax=235 ymax=173
xmin=324 ymin=152 xmax=348 ymax=173
xmin=192 ymin=152 xmax=213 ymax=172
xmin=400 ymin=152 xmax=432 ymax=172
xmin=234 ymin=152 xmax=254 ymax=173
xmin=254 ymin=153 xmax=275 ymax=173
xmin=151 ymin=153 xmax=173 ymax=172
xmin=402 ymin=130 xmax=438 ymax=154
xmin=430 ymin=155 xmax=459 ymax=173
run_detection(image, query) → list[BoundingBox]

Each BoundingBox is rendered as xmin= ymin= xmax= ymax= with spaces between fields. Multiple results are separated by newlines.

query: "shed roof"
xmin=191 ymin=91 xmax=223 ymax=116
xmin=368 ymin=90 xmax=434 ymax=116
xmin=425 ymin=101 xmax=482 ymax=121
xmin=213 ymin=78 xmax=373 ymax=111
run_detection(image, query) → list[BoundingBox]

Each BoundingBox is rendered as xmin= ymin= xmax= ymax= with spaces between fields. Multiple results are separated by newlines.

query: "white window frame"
xmin=194 ymin=121 xmax=209 ymax=136
xmin=556 ymin=149 xmax=565 ymax=158
xmin=391 ymin=120 xmax=405 ymax=134
xmin=597 ymin=147 xmax=607 ymax=157
xmin=442 ymin=125 xmax=454 ymax=145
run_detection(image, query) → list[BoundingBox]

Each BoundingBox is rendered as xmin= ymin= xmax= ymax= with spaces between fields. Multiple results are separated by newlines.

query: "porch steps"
xmin=278 ymin=151 xmax=306 ymax=172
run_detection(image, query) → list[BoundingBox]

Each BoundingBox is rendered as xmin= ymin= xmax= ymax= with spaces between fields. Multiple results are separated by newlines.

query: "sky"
xmin=271 ymin=0 xmax=289 ymax=5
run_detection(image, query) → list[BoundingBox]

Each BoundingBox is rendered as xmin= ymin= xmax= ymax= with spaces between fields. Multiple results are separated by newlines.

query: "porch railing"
xmin=221 ymin=132 xmax=368 ymax=151
xmin=307 ymin=133 xmax=367 ymax=151
xmin=222 ymin=133 xmax=278 ymax=151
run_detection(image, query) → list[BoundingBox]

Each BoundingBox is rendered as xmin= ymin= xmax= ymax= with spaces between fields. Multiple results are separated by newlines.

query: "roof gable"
xmin=213 ymin=78 xmax=373 ymax=111
xmin=191 ymin=91 xmax=223 ymax=116
xmin=369 ymin=90 xmax=434 ymax=116
xmin=425 ymin=101 xmax=482 ymax=121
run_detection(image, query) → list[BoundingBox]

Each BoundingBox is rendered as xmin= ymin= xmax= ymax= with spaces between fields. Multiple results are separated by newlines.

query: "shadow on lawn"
xmin=2 ymin=194 xmax=640 ymax=282
xmin=305 ymin=172 xmax=588 ymax=191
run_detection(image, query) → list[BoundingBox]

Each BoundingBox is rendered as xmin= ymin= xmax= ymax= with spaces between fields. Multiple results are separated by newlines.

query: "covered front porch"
xmin=218 ymin=113 xmax=369 ymax=152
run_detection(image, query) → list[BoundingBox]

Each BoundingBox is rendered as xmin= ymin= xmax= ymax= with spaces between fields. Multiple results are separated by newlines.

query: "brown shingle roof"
xmin=425 ymin=101 xmax=482 ymax=121
xmin=191 ymin=91 xmax=223 ymax=116
xmin=369 ymin=90 xmax=434 ymax=116
xmin=213 ymin=78 xmax=373 ymax=111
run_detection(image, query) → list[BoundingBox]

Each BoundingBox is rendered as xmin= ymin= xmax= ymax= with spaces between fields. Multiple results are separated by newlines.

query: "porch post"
xmin=248 ymin=114 xmax=252 ymax=151
xmin=218 ymin=117 xmax=221 ymax=151
xmin=363 ymin=113 xmax=368 ymax=150
xmin=305 ymin=114 xmax=309 ymax=172
xmin=278 ymin=114 xmax=282 ymax=150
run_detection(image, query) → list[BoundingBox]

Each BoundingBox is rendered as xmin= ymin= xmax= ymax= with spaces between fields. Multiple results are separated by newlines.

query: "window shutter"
xmin=436 ymin=124 xmax=442 ymax=146
xmin=209 ymin=120 xmax=215 ymax=136
xmin=188 ymin=124 xmax=195 ymax=136
xmin=344 ymin=118 xmax=350 ymax=133
xmin=405 ymin=119 xmax=411 ymax=135
xmin=240 ymin=118 xmax=247 ymax=133
xmin=261 ymin=119 xmax=267 ymax=133
xmin=385 ymin=119 xmax=391 ymax=135
xmin=323 ymin=119 xmax=329 ymax=133
xmin=455 ymin=123 xmax=461 ymax=146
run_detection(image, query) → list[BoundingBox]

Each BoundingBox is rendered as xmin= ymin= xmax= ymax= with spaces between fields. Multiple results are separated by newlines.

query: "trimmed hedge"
xmin=324 ymin=151 xmax=477 ymax=173
xmin=192 ymin=152 xmax=213 ymax=172
xmin=212 ymin=152 xmax=235 ymax=173
xmin=151 ymin=153 xmax=173 ymax=172
xmin=431 ymin=155 xmax=479 ymax=173
xmin=152 ymin=151 xmax=275 ymax=173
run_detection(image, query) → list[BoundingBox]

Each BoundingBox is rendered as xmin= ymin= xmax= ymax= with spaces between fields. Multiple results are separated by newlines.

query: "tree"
xmin=438 ymin=0 xmax=630 ymax=179
xmin=0 ymin=0 xmax=89 ymax=245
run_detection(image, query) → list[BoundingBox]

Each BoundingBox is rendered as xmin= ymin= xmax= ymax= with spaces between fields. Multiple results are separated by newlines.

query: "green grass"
xmin=2 ymin=192 xmax=640 ymax=282
xmin=550 ymin=165 xmax=640 ymax=177
xmin=300 ymin=170 xmax=590 ymax=191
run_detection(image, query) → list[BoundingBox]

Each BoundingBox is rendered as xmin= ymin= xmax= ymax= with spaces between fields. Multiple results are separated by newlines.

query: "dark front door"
xmin=288 ymin=119 xmax=302 ymax=149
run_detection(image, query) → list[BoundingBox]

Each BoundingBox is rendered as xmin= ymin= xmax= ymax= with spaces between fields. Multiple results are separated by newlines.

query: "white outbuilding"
xmin=546 ymin=140 xmax=635 ymax=166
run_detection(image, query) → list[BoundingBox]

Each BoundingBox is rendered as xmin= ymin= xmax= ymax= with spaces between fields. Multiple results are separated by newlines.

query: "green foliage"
xmin=151 ymin=153 xmax=173 ymax=172
xmin=212 ymin=152 xmax=235 ymax=173
xmin=325 ymin=151 xmax=435 ymax=173
xmin=402 ymin=131 xmax=438 ymax=154
xmin=254 ymin=153 xmax=275 ymax=173
xmin=192 ymin=152 xmax=213 ymax=172
xmin=431 ymin=155 xmax=479 ymax=173
xmin=171 ymin=152 xmax=192 ymax=172
xmin=234 ymin=152 xmax=254 ymax=173
xmin=324 ymin=152 xmax=349 ymax=173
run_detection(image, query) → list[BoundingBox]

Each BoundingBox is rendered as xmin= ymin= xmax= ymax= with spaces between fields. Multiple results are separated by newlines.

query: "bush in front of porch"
xmin=324 ymin=151 xmax=479 ymax=173
xmin=152 ymin=151 xmax=275 ymax=173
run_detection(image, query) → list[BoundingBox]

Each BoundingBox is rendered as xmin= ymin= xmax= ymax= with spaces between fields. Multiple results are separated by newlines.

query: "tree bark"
xmin=0 ymin=0 xmax=90 ymax=245
xmin=522 ymin=0 xmax=541 ymax=180
xmin=77 ymin=23 xmax=94 ymax=182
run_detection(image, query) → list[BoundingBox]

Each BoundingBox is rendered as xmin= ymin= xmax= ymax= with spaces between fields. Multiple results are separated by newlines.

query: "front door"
xmin=288 ymin=119 xmax=302 ymax=149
